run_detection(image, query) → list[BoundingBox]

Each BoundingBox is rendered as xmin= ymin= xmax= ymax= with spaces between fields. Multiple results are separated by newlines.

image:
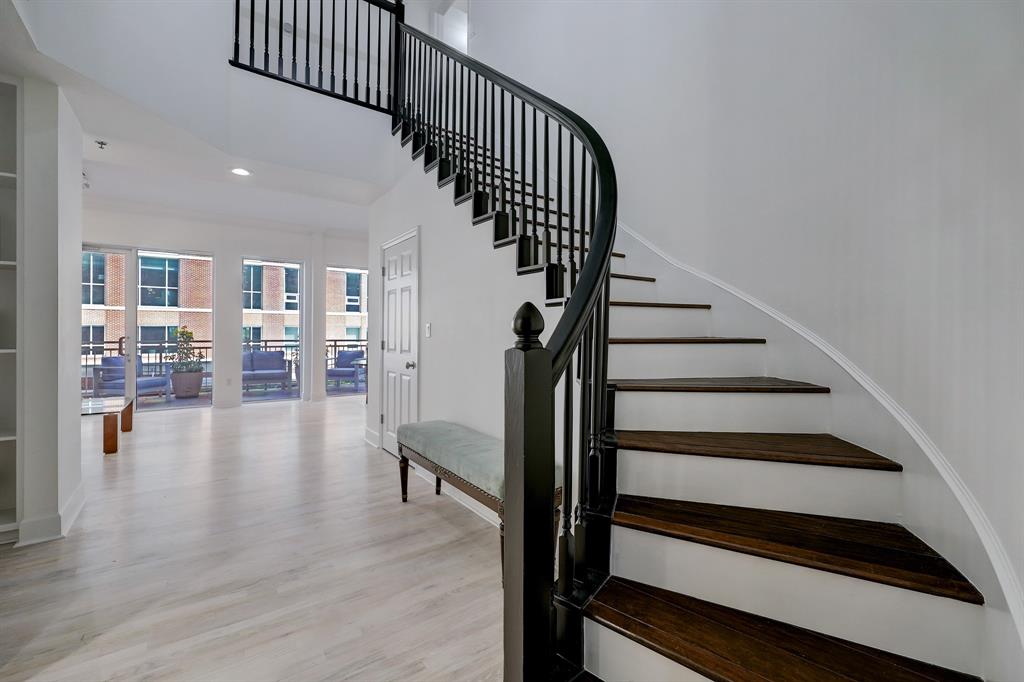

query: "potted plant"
xmin=168 ymin=326 xmax=205 ymax=399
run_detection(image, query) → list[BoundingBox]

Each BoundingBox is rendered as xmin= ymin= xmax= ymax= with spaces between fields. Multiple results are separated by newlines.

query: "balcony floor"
xmin=1 ymin=397 xmax=501 ymax=680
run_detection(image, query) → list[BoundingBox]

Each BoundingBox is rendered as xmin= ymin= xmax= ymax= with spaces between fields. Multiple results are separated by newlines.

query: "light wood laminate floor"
xmin=0 ymin=397 xmax=502 ymax=681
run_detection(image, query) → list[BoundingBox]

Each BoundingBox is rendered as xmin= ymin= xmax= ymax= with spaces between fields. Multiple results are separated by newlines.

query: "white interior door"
xmin=381 ymin=233 xmax=419 ymax=454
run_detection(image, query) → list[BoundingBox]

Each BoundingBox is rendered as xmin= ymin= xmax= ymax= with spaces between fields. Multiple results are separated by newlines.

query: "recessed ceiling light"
xmin=231 ymin=168 xmax=251 ymax=176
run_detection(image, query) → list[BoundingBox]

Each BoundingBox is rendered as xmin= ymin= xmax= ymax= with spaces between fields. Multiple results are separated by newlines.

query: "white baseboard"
xmin=15 ymin=513 xmax=62 ymax=547
xmin=364 ymin=427 xmax=381 ymax=448
xmin=60 ymin=480 xmax=86 ymax=536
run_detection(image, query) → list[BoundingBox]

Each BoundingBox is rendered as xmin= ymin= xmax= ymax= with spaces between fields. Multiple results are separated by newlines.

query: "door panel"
xmin=381 ymin=234 xmax=418 ymax=454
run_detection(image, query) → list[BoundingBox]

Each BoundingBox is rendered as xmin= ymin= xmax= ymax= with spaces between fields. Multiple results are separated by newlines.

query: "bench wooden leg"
xmin=103 ymin=413 xmax=118 ymax=455
xmin=399 ymin=455 xmax=409 ymax=502
xmin=435 ymin=476 xmax=441 ymax=495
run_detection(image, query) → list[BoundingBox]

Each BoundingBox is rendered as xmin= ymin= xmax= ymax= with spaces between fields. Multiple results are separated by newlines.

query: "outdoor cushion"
xmin=244 ymin=369 xmax=289 ymax=380
xmin=241 ymin=351 xmax=255 ymax=371
xmin=335 ymin=350 xmax=364 ymax=368
xmin=252 ymin=350 xmax=286 ymax=371
xmin=326 ymin=367 xmax=356 ymax=378
xmin=397 ymin=420 xmax=562 ymax=500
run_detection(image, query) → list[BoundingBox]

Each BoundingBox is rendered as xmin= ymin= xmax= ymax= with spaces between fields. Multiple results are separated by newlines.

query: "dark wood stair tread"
xmin=610 ymin=272 xmax=656 ymax=282
xmin=610 ymin=301 xmax=711 ymax=309
xmin=610 ymin=336 xmax=765 ymax=344
xmin=610 ymin=376 xmax=830 ymax=393
xmin=613 ymin=496 xmax=983 ymax=604
xmin=614 ymin=431 xmax=902 ymax=471
xmin=586 ymin=577 xmax=980 ymax=681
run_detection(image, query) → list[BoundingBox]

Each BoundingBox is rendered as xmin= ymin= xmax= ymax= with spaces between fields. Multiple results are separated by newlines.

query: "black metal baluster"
xmin=365 ymin=0 xmax=371 ymax=103
xmin=317 ymin=0 xmax=323 ymax=87
xmin=249 ymin=0 xmax=255 ymax=66
xmin=291 ymin=0 xmax=297 ymax=79
xmin=550 ymin=123 xmax=563 ymax=300
xmin=543 ymin=115 xmax=551 ymax=268
xmin=579 ymin=153 xmax=587 ymax=273
xmin=457 ymin=64 xmax=468 ymax=196
xmin=233 ymin=0 xmax=240 ymax=62
xmin=353 ymin=0 xmax=359 ymax=98
xmin=473 ymin=73 xmax=479 ymax=194
xmin=520 ymin=100 xmax=526 ymax=244
xmin=568 ymin=138 xmax=576 ymax=290
xmin=531 ymin=108 xmax=538 ymax=261
xmin=329 ymin=0 xmax=336 ymax=90
xmin=385 ymin=12 xmax=393 ymax=110
xmin=278 ymin=0 xmax=284 ymax=74
xmin=264 ymin=0 xmax=270 ymax=70
xmin=559 ymin=360 xmax=575 ymax=602
xmin=375 ymin=7 xmax=382 ymax=106
xmin=509 ymin=94 xmax=516 ymax=238
xmin=489 ymin=82 xmax=496 ymax=213
xmin=305 ymin=0 xmax=311 ymax=83
xmin=500 ymin=89 xmax=507 ymax=216
xmin=342 ymin=0 xmax=348 ymax=94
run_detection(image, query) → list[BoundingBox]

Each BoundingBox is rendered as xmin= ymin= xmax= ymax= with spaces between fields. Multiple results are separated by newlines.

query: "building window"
xmin=346 ymin=271 xmax=362 ymax=312
xmin=243 ymin=264 xmax=263 ymax=310
xmin=81 ymin=325 xmax=105 ymax=355
xmin=139 ymin=325 xmax=178 ymax=354
xmin=139 ymin=256 xmax=179 ymax=307
xmin=285 ymin=267 xmax=299 ymax=311
xmin=346 ymin=326 xmax=362 ymax=340
xmin=82 ymin=252 xmax=106 ymax=305
xmin=242 ymin=325 xmax=262 ymax=349
xmin=284 ymin=325 xmax=299 ymax=347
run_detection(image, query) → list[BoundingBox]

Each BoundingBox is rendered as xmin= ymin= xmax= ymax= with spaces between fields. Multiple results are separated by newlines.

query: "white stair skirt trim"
xmin=584 ymin=618 xmax=713 ymax=682
xmin=615 ymin=391 xmax=830 ymax=433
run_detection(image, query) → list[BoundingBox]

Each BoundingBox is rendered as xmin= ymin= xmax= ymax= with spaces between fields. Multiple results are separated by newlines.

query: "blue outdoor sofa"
xmin=326 ymin=350 xmax=365 ymax=390
xmin=242 ymin=350 xmax=293 ymax=390
xmin=92 ymin=356 xmax=170 ymax=398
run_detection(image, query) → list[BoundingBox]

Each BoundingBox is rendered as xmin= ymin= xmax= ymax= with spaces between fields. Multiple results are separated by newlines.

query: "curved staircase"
xmin=229 ymin=2 xmax=985 ymax=678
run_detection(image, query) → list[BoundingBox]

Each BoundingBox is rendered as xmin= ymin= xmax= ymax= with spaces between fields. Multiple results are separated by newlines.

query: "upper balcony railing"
xmin=230 ymin=0 xmax=400 ymax=115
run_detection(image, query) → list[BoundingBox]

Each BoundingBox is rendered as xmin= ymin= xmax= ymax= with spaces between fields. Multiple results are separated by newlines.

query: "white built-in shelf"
xmin=0 ymin=508 xmax=16 ymax=533
xmin=0 ymin=432 xmax=14 ymax=442
xmin=0 ymin=349 xmax=15 ymax=354
xmin=0 ymin=261 xmax=15 ymax=270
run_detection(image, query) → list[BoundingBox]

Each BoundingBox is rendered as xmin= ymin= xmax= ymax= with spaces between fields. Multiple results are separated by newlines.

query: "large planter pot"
xmin=171 ymin=371 xmax=203 ymax=399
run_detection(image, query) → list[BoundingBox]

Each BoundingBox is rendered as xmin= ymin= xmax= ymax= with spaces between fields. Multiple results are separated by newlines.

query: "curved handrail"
xmin=399 ymin=25 xmax=618 ymax=383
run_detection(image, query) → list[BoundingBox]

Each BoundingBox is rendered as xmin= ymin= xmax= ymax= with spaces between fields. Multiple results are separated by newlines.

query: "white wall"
xmin=467 ymin=0 xmax=1024 ymax=675
xmin=366 ymin=154 xmax=549 ymax=448
xmin=84 ymin=202 xmax=368 ymax=408
xmin=19 ymin=77 xmax=83 ymax=544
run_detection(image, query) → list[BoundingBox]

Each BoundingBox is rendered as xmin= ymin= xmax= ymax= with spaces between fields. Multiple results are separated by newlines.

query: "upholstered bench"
xmin=397 ymin=420 xmax=562 ymax=573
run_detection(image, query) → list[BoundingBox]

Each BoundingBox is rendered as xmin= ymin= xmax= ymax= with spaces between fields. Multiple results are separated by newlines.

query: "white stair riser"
xmin=611 ymin=527 xmax=983 ymax=674
xmin=611 ymin=277 xmax=657 ymax=298
xmin=609 ymin=306 xmax=710 ymax=337
xmin=617 ymin=450 xmax=901 ymax=522
xmin=608 ymin=343 xmax=765 ymax=379
xmin=584 ymin=619 xmax=712 ymax=682
xmin=614 ymin=392 xmax=830 ymax=432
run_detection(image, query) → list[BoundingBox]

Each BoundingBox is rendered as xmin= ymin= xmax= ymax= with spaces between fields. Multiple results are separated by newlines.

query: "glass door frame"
xmin=81 ymin=244 xmax=137 ymax=414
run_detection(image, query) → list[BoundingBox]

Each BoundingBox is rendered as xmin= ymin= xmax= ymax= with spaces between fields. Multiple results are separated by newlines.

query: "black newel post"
xmin=504 ymin=302 xmax=555 ymax=682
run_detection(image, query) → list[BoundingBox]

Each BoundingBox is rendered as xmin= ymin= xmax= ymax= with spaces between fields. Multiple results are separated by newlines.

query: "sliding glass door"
xmin=242 ymin=259 xmax=301 ymax=403
xmin=325 ymin=267 xmax=368 ymax=396
xmin=136 ymin=251 xmax=214 ymax=411
xmin=81 ymin=247 xmax=134 ymax=415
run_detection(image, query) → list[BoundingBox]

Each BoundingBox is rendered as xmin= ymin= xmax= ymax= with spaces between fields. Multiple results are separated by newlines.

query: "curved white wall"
xmin=467 ymin=0 xmax=1024 ymax=676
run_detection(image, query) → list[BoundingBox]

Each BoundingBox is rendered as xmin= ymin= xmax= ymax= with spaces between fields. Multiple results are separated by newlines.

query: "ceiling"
xmin=0 ymin=0 xmax=411 ymax=232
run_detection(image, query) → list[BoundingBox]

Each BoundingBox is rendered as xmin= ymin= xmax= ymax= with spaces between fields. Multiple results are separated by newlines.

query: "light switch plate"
xmin=425 ymin=322 xmax=432 ymax=338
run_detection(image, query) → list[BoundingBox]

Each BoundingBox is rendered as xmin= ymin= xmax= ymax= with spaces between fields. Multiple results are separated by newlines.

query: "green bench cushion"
xmin=397 ymin=420 xmax=562 ymax=500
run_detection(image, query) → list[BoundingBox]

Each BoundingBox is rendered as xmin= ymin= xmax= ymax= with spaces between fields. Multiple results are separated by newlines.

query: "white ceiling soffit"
xmin=7 ymin=0 xmax=400 ymax=201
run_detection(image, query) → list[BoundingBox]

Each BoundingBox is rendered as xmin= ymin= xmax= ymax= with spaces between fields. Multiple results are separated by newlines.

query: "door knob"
xmin=406 ymin=361 xmax=417 ymax=369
